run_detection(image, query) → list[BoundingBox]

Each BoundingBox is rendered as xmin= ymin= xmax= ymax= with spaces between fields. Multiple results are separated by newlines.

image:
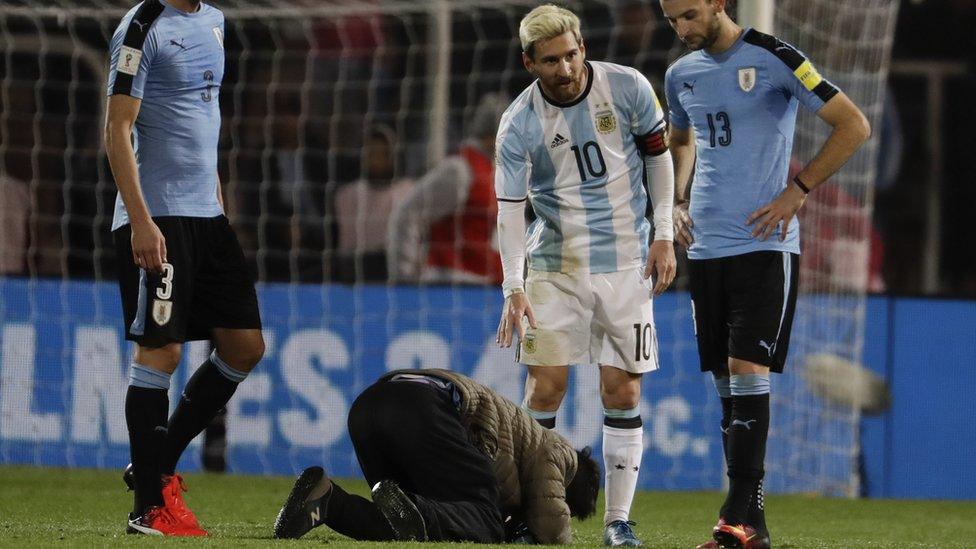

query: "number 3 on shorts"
xmin=156 ymin=263 xmax=174 ymax=300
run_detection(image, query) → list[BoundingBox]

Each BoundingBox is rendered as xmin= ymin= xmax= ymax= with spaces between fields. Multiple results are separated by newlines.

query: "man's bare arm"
xmin=747 ymin=93 xmax=871 ymax=241
xmin=668 ymin=126 xmax=695 ymax=202
xmin=795 ymin=91 xmax=872 ymax=190
xmin=216 ymin=174 xmax=224 ymax=211
xmin=105 ymin=94 xmax=167 ymax=272
xmin=668 ymin=126 xmax=696 ymax=248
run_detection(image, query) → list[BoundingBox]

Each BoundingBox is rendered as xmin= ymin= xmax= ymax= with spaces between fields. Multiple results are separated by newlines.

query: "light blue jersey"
xmin=665 ymin=28 xmax=839 ymax=259
xmin=495 ymin=61 xmax=666 ymax=274
xmin=107 ymin=0 xmax=225 ymax=230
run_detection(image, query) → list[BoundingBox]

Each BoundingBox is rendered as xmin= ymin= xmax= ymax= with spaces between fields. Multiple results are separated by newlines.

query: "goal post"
xmin=737 ymin=0 xmax=775 ymax=34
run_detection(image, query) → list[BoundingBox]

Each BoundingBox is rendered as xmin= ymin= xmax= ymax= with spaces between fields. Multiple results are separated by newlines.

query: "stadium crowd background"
xmin=0 ymin=0 xmax=973 ymax=297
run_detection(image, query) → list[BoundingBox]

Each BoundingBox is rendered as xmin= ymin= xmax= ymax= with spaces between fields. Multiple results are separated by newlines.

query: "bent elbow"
xmin=856 ymin=112 xmax=872 ymax=144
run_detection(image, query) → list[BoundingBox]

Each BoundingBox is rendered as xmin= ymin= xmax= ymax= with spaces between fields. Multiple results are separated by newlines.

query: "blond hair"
xmin=519 ymin=4 xmax=582 ymax=59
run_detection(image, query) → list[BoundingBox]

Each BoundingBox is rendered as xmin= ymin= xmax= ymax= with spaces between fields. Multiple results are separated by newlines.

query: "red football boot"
xmin=712 ymin=521 xmax=762 ymax=548
xmin=697 ymin=518 xmax=725 ymax=548
xmin=126 ymin=505 xmax=205 ymax=536
xmin=161 ymin=474 xmax=207 ymax=535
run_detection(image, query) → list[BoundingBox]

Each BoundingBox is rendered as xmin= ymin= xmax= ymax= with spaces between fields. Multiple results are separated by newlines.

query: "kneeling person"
xmin=274 ymin=369 xmax=600 ymax=544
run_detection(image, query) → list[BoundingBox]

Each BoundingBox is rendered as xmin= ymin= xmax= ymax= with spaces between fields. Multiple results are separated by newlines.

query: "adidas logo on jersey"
xmin=549 ymin=133 xmax=569 ymax=149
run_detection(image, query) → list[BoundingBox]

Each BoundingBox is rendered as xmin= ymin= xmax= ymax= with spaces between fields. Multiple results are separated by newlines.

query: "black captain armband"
xmin=637 ymin=128 xmax=668 ymax=156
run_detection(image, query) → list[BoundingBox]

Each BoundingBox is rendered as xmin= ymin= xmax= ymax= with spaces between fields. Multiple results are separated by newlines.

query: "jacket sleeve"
xmin=521 ymin=450 xmax=573 ymax=544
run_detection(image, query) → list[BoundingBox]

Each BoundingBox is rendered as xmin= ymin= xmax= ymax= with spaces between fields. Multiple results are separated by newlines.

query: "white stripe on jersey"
xmin=586 ymin=67 xmax=641 ymax=272
xmin=537 ymin=91 xmax=592 ymax=271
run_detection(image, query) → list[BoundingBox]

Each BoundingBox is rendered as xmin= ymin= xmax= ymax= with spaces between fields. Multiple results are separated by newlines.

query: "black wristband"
xmin=793 ymin=175 xmax=811 ymax=194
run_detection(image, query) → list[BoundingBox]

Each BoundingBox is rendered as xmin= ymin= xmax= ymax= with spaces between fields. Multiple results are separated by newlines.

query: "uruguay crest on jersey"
xmin=738 ymin=67 xmax=756 ymax=92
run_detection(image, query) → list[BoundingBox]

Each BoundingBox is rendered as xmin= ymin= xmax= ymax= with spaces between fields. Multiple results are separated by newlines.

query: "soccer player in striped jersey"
xmin=105 ymin=0 xmax=265 ymax=536
xmin=659 ymin=1 xmax=871 ymax=547
xmin=494 ymin=5 xmax=676 ymax=547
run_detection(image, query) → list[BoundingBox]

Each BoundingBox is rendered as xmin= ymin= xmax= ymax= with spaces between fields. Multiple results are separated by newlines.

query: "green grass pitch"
xmin=1 ymin=466 xmax=973 ymax=548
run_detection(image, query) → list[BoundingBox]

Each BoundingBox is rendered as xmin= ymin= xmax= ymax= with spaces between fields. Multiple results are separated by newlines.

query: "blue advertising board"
xmin=0 ymin=278 xmax=722 ymax=491
xmin=3 ymin=278 xmax=974 ymax=499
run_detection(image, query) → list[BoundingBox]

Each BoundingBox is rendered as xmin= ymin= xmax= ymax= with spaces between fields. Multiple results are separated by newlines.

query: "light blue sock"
xmin=713 ymin=375 xmax=732 ymax=399
xmin=523 ymin=403 xmax=557 ymax=428
xmin=129 ymin=363 xmax=171 ymax=390
xmin=730 ymin=373 xmax=770 ymax=396
xmin=210 ymin=350 xmax=248 ymax=383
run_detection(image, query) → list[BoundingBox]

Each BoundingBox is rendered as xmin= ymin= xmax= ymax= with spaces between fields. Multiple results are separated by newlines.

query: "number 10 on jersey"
xmin=571 ymin=141 xmax=607 ymax=181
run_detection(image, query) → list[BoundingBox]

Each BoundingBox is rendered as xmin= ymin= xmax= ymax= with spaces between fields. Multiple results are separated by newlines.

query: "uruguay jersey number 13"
xmin=706 ymin=111 xmax=732 ymax=147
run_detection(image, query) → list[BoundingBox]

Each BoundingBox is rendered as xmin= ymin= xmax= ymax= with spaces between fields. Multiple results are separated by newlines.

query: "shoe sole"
xmin=273 ymin=466 xmax=328 ymax=539
xmin=126 ymin=521 xmax=163 ymax=536
xmin=604 ymin=535 xmax=643 ymax=547
xmin=603 ymin=534 xmax=643 ymax=547
xmin=372 ymin=481 xmax=427 ymax=542
xmin=749 ymin=535 xmax=771 ymax=549
xmin=712 ymin=530 xmax=747 ymax=548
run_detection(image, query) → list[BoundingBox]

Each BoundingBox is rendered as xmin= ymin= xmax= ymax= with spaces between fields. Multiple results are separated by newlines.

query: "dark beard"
xmin=698 ymin=17 xmax=722 ymax=50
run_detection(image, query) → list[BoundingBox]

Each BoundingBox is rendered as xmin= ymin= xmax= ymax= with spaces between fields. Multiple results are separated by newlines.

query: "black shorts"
xmin=113 ymin=215 xmax=261 ymax=348
xmin=688 ymin=251 xmax=799 ymax=374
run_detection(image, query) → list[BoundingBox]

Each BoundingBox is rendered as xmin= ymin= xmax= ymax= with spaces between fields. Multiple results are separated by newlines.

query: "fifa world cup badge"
xmin=738 ymin=67 xmax=756 ymax=92
xmin=596 ymin=109 xmax=617 ymax=134
xmin=523 ymin=333 xmax=536 ymax=354
xmin=152 ymin=299 xmax=172 ymax=326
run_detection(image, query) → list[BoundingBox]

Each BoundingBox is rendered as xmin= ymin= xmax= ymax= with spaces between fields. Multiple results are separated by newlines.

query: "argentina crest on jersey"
xmin=594 ymin=103 xmax=617 ymax=134
xmin=738 ymin=67 xmax=756 ymax=92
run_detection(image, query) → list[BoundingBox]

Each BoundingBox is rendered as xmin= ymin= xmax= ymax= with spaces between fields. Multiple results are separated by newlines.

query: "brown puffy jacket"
xmin=382 ymin=368 xmax=579 ymax=544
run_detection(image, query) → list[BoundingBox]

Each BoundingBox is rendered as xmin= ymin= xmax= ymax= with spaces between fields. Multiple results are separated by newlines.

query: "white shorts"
xmin=518 ymin=267 xmax=659 ymax=374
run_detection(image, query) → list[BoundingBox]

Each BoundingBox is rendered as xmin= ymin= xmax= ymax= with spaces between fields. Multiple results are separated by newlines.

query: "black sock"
xmin=722 ymin=393 xmax=769 ymax=525
xmin=749 ymin=479 xmax=768 ymax=532
xmin=201 ymin=408 xmax=228 ymax=472
xmin=126 ymin=386 xmax=169 ymax=515
xmin=323 ymin=482 xmax=396 ymax=541
xmin=162 ymin=358 xmax=241 ymax=474
xmin=718 ymin=396 xmax=732 ymax=519
xmin=534 ymin=416 xmax=556 ymax=429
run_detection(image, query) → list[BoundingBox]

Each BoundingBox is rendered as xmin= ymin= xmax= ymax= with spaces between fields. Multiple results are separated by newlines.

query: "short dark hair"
xmin=565 ymin=446 xmax=600 ymax=520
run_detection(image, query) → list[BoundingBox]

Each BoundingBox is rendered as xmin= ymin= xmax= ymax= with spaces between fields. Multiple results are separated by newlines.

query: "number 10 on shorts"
xmin=633 ymin=323 xmax=654 ymax=362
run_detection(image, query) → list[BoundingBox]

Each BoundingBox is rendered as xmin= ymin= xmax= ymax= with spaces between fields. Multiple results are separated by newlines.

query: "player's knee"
xmin=527 ymin=391 xmax=564 ymax=411
xmin=217 ymin=332 xmax=265 ymax=372
xmin=728 ymin=358 xmax=768 ymax=376
xmin=243 ymin=334 xmax=266 ymax=367
xmin=600 ymin=381 xmax=641 ymax=409
xmin=135 ymin=343 xmax=182 ymax=373
xmin=527 ymin=378 xmax=568 ymax=410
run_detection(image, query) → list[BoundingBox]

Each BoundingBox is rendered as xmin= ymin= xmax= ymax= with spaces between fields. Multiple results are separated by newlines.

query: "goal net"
xmin=0 ymin=0 xmax=897 ymax=497
xmin=768 ymin=0 xmax=899 ymax=496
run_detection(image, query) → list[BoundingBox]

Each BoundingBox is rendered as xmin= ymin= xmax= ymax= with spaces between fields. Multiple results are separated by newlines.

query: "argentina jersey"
xmin=665 ymin=28 xmax=839 ymax=260
xmin=495 ymin=61 xmax=665 ymax=274
xmin=107 ymin=0 xmax=225 ymax=230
